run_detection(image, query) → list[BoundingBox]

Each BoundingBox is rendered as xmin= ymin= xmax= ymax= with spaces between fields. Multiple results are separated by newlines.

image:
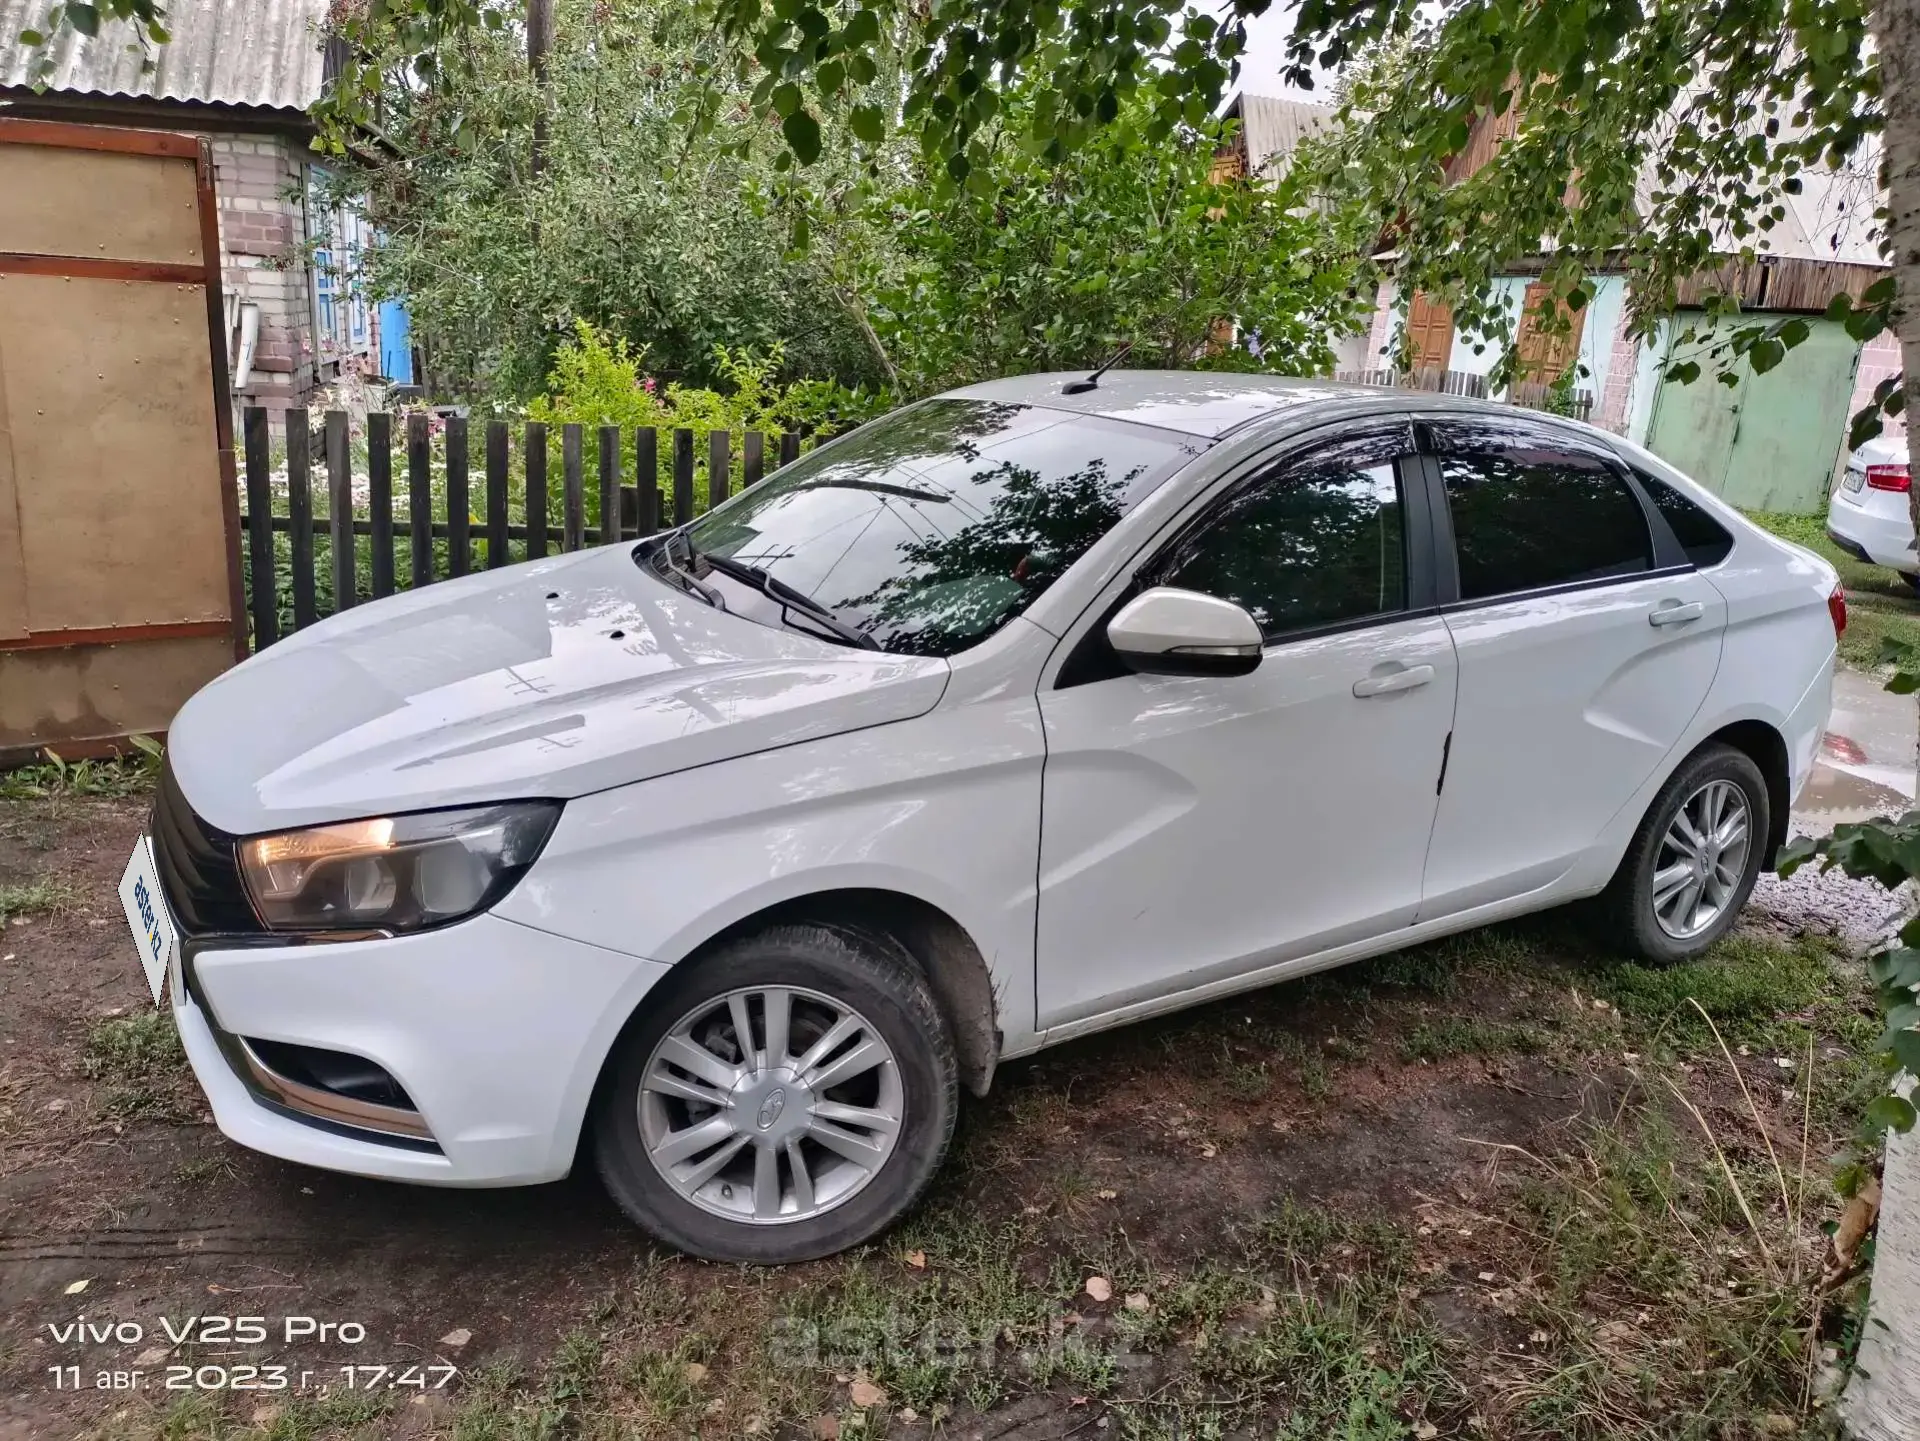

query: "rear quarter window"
xmin=1635 ymin=472 xmax=1735 ymax=567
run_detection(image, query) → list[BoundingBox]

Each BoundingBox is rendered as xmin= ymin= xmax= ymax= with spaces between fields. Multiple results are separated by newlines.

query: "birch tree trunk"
xmin=1849 ymin=2 xmax=1920 ymax=1434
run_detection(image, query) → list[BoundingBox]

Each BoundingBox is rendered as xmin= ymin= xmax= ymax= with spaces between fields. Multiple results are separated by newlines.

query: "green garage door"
xmin=1646 ymin=316 xmax=1860 ymax=513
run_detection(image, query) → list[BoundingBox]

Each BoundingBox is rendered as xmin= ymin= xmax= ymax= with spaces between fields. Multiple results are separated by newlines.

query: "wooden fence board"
xmin=525 ymin=422 xmax=549 ymax=559
xmin=446 ymin=415 xmax=470 ymax=578
xmin=407 ymin=413 xmax=432 ymax=589
xmin=286 ymin=408 xmax=315 ymax=630
xmin=486 ymin=420 xmax=510 ymax=569
xmin=368 ymin=412 xmax=394 ymax=598
xmin=599 ymin=425 xmax=621 ymax=546
xmin=326 ymin=410 xmax=354 ymax=612
xmin=562 ymin=424 xmax=585 ymax=552
xmin=242 ymin=407 xmax=276 ymax=649
xmin=673 ymin=428 xmax=694 ymax=526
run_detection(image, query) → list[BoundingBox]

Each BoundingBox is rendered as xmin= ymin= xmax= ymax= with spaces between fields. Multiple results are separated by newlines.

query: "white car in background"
xmin=124 ymin=372 xmax=1841 ymax=1264
xmin=1828 ymin=433 xmax=1917 ymax=585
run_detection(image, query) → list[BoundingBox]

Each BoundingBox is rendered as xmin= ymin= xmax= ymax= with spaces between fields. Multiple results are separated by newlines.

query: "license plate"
xmin=118 ymin=836 xmax=177 ymax=1008
xmin=1844 ymin=468 xmax=1866 ymax=492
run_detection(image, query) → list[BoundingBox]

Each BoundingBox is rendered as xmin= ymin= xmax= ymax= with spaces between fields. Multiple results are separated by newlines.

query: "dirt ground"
xmin=0 ymin=790 xmax=1886 ymax=1441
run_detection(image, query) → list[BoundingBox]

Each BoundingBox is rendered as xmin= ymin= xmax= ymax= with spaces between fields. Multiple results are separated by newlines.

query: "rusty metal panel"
xmin=0 ymin=141 xmax=203 ymax=266
xmin=0 ymin=272 xmax=229 ymax=630
xmin=0 ymin=122 xmax=241 ymax=758
xmin=0 ymin=315 xmax=26 ymax=642
xmin=0 ymin=635 xmax=233 ymax=757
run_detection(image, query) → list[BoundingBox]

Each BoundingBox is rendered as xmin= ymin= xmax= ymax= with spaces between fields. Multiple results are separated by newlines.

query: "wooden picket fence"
xmin=238 ymin=407 xmax=814 ymax=651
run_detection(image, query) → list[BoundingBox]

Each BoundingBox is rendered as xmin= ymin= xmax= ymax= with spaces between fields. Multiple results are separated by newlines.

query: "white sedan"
xmin=128 ymin=372 xmax=1840 ymax=1263
xmin=1827 ymin=433 xmax=1916 ymax=583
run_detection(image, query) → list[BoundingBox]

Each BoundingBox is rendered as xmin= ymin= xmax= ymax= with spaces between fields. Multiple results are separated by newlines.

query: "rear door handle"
xmin=1648 ymin=601 xmax=1704 ymax=627
xmin=1353 ymin=664 xmax=1435 ymax=698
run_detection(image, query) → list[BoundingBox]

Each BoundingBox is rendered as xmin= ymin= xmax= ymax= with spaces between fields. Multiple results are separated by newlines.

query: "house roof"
xmin=1224 ymin=92 xmax=1334 ymax=177
xmin=0 ymin=0 xmax=332 ymax=114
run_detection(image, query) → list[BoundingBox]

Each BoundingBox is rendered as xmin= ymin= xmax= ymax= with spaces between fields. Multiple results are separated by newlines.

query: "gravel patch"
xmin=1751 ymin=864 xmax=1910 ymax=948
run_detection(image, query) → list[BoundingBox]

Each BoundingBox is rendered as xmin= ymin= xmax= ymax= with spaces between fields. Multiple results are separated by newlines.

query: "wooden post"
xmin=486 ymin=419 xmax=511 ymax=568
xmin=599 ymin=425 xmax=621 ymax=544
xmin=326 ymin=410 xmax=354 ymax=612
xmin=242 ymin=407 xmax=276 ymax=649
xmin=744 ymin=430 xmax=765 ymax=489
xmin=673 ymin=427 xmax=695 ymax=525
xmin=286 ymin=407 xmax=316 ymax=630
xmin=525 ymin=422 xmax=549 ymax=559
xmin=407 ymin=413 xmax=432 ymax=589
xmin=446 ymin=415 xmax=470 ymax=577
xmin=635 ymin=425 xmax=659 ymax=536
xmin=368 ymin=412 xmax=394 ymax=598
xmin=779 ymin=431 xmax=800 ymax=469
xmin=562 ymin=423 xmax=585 ymax=550
xmin=708 ymin=430 xmax=730 ymax=512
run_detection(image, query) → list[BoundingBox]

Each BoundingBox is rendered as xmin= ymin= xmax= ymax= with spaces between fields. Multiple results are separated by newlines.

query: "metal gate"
xmin=0 ymin=118 xmax=244 ymax=762
xmin=1645 ymin=315 xmax=1861 ymax=513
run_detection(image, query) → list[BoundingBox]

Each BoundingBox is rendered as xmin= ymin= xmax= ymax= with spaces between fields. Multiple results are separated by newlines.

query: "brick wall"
xmin=1364 ymin=281 xmax=1398 ymax=367
xmin=1596 ymin=318 xmax=1639 ymax=434
xmin=207 ymin=134 xmax=317 ymax=412
xmin=1849 ymin=331 xmax=1905 ymax=442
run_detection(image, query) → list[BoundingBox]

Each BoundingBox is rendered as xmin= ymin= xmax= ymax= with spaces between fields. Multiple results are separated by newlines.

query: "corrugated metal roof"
xmin=1230 ymin=92 xmax=1333 ymax=177
xmin=0 ymin=0 xmax=331 ymax=112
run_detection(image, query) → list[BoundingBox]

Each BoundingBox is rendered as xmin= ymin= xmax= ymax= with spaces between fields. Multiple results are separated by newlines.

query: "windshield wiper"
xmin=697 ymin=550 xmax=880 ymax=651
xmin=791 ymin=478 xmax=952 ymax=504
xmin=639 ymin=534 xmax=727 ymax=610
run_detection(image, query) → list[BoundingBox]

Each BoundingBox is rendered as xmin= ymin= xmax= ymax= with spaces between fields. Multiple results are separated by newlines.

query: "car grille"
xmin=150 ymin=761 xmax=262 ymax=935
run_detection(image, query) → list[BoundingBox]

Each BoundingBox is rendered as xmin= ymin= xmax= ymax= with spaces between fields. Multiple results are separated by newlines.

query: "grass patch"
xmin=82 ymin=1010 xmax=190 ymax=1120
xmin=1594 ymin=932 xmax=1840 ymax=1049
xmin=1486 ymin=1104 xmax=1821 ymax=1438
xmin=0 ymin=738 xmax=162 ymax=801
xmin=1744 ymin=508 xmax=1920 ymax=667
xmin=0 ymin=875 xmax=81 ymax=925
xmin=1400 ymin=1016 xmax=1554 ymax=1064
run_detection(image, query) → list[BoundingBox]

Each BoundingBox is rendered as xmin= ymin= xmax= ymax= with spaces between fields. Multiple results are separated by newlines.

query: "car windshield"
xmin=679 ymin=399 xmax=1199 ymax=656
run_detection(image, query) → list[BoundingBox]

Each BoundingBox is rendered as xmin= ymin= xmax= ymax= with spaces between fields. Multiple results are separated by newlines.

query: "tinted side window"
xmin=1158 ymin=450 xmax=1407 ymax=639
xmin=1440 ymin=448 xmax=1651 ymax=601
xmin=1636 ymin=472 xmax=1734 ymax=567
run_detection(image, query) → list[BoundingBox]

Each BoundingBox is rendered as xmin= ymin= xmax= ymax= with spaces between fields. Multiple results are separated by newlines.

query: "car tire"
xmin=1599 ymin=743 xmax=1770 ymax=966
xmin=1902 ymin=571 xmax=1920 ymax=596
xmin=593 ymin=922 xmax=958 ymax=1263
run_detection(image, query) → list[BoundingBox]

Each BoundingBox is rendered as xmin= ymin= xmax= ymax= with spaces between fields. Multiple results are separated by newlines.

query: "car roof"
xmin=942 ymin=369 xmax=1515 ymax=440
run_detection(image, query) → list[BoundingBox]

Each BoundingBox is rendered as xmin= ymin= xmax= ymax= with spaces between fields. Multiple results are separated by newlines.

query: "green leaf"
xmin=1864 ymin=1094 xmax=1917 ymax=1134
xmin=844 ymin=8 xmax=880 ymax=48
xmin=816 ymin=59 xmax=844 ymax=96
xmin=849 ymin=104 xmax=885 ymax=143
xmin=771 ymin=82 xmax=802 ymax=118
xmin=18 ymin=27 xmax=43 ymax=44
xmin=66 ymin=3 xmax=98 ymax=38
xmin=1775 ymin=835 xmax=1821 ymax=875
xmin=781 ymin=109 xmax=822 ymax=165
xmin=1892 ymin=1029 xmax=1920 ymax=1076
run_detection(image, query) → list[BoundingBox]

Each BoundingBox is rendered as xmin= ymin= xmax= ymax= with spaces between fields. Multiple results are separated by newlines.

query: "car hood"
xmin=168 ymin=545 xmax=950 ymax=834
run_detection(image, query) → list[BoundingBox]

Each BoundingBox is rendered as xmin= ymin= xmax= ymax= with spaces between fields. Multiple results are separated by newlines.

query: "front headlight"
xmin=238 ymin=802 xmax=561 ymax=933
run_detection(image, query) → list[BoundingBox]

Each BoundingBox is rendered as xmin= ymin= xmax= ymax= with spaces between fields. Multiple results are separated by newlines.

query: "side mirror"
xmin=1106 ymin=587 xmax=1263 ymax=677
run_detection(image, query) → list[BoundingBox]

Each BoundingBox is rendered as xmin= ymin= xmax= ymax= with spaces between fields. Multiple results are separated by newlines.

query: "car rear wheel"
xmin=1599 ymin=743 xmax=1770 ymax=965
xmin=593 ymin=923 xmax=958 ymax=1263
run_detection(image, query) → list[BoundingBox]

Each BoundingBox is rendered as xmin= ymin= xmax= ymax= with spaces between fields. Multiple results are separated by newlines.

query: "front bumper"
xmin=176 ymin=912 xmax=670 ymax=1186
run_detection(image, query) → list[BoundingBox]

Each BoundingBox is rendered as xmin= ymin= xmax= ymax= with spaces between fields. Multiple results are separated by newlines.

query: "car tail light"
xmin=1829 ymin=585 xmax=1848 ymax=638
xmin=1865 ymin=463 xmax=1911 ymax=491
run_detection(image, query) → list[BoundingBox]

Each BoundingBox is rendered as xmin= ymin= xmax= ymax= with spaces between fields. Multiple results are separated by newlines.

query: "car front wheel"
xmin=1600 ymin=743 xmax=1770 ymax=965
xmin=593 ymin=923 xmax=958 ymax=1263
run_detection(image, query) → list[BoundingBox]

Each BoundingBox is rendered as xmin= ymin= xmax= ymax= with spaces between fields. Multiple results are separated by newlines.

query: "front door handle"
xmin=1648 ymin=601 xmax=1705 ymax=627
xmin=1353 ymin=663 xmax=1435 ymax=698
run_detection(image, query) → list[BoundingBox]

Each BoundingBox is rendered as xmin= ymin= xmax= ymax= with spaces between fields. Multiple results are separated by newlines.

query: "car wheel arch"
xmin=626 ymin=888 xmax=1001 ymax=1100
xmin=1702 ymin=718 xmax=1790 ymax=864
